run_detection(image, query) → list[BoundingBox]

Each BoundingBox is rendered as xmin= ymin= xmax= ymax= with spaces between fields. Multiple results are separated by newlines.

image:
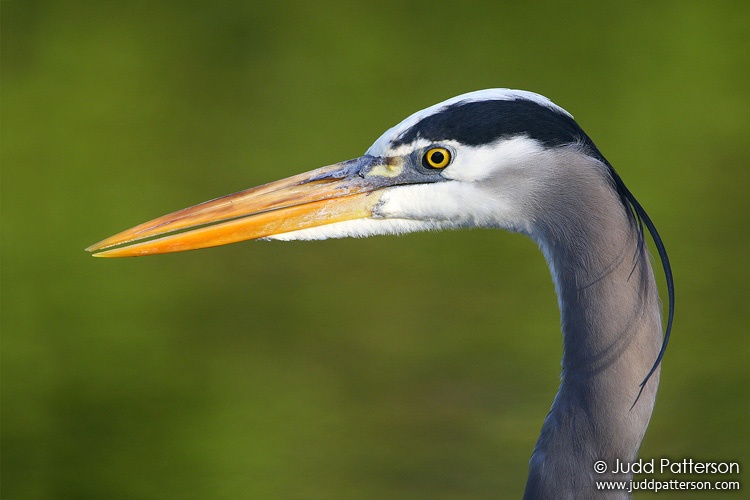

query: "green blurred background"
xmin=3 ymin=1 xmax=749 ymax=498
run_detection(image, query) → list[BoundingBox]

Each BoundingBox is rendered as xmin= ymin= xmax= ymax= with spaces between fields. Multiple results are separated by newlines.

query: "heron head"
xmin=87 ymin=89 xmax=596 ymax=257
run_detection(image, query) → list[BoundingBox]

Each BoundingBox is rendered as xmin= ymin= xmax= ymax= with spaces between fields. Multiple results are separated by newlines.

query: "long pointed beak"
xmin=87 ymin=156 xmax=399 ymax=257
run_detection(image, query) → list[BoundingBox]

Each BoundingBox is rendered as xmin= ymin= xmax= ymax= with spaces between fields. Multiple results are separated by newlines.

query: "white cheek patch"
xmin=442 ymin=136 xmax=545 ymax=182
xmin=376 ymin=182 xmax=526 ymax=231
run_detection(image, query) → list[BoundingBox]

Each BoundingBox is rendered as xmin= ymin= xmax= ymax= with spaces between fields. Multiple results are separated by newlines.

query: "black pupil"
xmin=430 ymin=150 xmax=445 ymax=165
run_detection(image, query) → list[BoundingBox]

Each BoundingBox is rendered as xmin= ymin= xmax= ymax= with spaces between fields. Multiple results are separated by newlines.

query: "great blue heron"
xmin=88 ymin=89 xmax=674 ymax=499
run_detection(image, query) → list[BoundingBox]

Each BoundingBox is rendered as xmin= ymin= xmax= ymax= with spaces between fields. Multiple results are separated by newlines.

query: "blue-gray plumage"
xmin=88 ymin=89 xmax=674 ymax=499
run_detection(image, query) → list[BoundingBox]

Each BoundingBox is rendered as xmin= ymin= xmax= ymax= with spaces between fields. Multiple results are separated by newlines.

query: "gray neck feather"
xmin=518 ymin=150 xmax=662 ymax=499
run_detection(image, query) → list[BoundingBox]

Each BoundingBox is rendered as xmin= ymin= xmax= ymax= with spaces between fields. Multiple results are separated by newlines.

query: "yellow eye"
xmin=423 ymin=147 xmax=451 ymax=169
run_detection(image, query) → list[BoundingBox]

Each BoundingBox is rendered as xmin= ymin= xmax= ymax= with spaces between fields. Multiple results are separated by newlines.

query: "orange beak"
xmin=86 ymin=156 xmax=403 ymax=257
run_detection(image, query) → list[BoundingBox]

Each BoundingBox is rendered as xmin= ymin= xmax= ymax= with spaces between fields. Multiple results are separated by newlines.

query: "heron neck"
xmin=523 ymin=163 xmax=663 ymax=499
